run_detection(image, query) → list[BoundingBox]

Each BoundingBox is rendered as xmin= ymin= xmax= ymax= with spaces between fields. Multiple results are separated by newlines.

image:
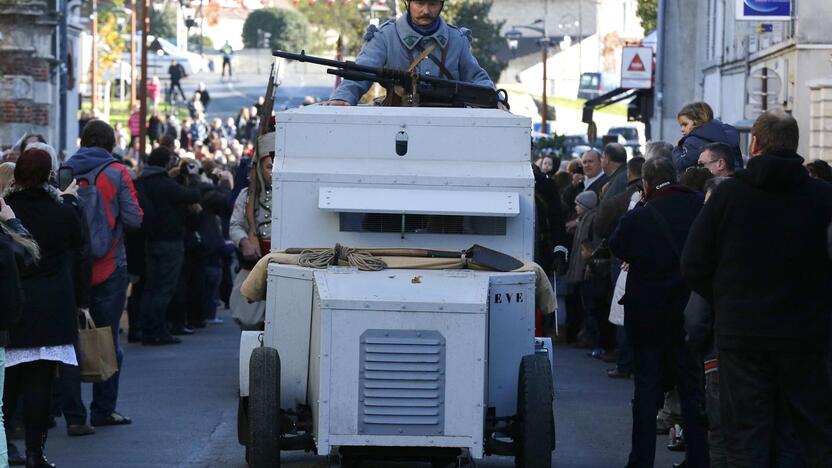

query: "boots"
xmin=8 ymin=442 xmax=25 ymax=465
xmin=25 ymin=450 xmax=56 ymax=468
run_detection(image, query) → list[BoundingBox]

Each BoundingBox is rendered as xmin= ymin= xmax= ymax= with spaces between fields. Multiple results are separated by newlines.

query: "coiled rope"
xmin=297 ymin=244 xmax=387 ymax=271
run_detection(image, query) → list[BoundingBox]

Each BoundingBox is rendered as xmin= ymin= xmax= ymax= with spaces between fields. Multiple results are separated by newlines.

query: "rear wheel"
xmin=514 ymin=353 xmax=555 ymax=468
xmin=249 ymin=346 xmax=281 ymax=468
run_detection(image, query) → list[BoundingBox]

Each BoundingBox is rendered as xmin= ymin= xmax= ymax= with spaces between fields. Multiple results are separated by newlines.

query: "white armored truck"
xmin=238 ymin=106 xmax=556 ymax=468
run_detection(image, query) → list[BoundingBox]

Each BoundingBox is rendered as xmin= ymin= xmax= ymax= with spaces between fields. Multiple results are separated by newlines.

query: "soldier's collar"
xmin=396 ymin=15 xmax=449 ymax=50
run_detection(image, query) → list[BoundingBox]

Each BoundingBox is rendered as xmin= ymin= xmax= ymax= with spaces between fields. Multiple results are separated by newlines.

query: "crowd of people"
xmin=0 ymin=91 xmax=275 ymax=466
xmin=533 ymin=103 xmax=832 ymax=468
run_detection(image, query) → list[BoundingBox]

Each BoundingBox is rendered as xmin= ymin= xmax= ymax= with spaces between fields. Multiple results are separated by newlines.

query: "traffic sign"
xmin=621 ymin=47 xmax=653 ymax=89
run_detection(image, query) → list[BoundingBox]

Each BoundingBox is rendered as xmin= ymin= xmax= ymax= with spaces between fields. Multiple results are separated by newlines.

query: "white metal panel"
xmin=276 ymin=107 xmax=531 ymax=164
xmin=486 ymin=273 xmax=536 ymax=417
xmin=273 ymin=180 xmax=535 ymax=260
xmin=314 ymin=269 xmax=490 ymax=313
xmin=318 ymin=187 xmax=519 ymax=217
xmin=265 ymin=263 xmax=315 ymax=410
xmin=325 ymin=309 xmax=487 ymax=457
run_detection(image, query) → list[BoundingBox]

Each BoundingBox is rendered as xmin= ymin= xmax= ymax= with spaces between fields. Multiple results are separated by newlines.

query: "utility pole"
xmin=59 ymin=0 xmax=68 ymax=154
xmin=91 ymin=0 xmax=98 ymax=111
xmin=139 ymin=0 xmax=149 ymax=163
xmin=130 ymin=0 xmax=137 ymax=105
xmin=199 ymin=0 xmax=204 ymax=56
xmin=541 ymin=0 xmax=549 ymax=134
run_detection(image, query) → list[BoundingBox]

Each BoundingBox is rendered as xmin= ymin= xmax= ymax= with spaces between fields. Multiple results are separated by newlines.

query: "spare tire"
xmin=514 ymin=353 xmax=555 ymax=468
xmin=249 ymin=346 xmax=281 ymax=468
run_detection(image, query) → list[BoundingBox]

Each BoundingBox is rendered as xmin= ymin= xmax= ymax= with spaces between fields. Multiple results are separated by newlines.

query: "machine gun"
xmin=272 ymin=50 xmax=509 ymax=109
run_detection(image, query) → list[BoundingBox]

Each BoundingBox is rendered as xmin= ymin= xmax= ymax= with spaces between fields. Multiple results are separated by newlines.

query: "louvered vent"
xmin=358 ymin=330 xmax=446 ymax=436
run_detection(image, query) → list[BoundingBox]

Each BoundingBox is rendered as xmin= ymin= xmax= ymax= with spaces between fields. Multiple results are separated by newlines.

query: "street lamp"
xmin=506 ymin=22 xmax=553 ymax=134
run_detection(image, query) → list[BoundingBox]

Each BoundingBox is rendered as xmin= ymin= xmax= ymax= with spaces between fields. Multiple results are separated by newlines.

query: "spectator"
xmin=167 ymin=60 xmax=187 ymax=103
xmin=805 ymin=159 xmax=832 ymax=183
xmin=188 ymin=92 xmax=205 ymax=119
xmin=593 ymin=156 xmax=645 ymax=379
xmin=565 ymin=190 xmax=601 ymax=349
xmin=672 ymin=101 xmax=741 ymax=172
xmin=0 ymin=162 xmax=15 ymax=194
xmin=644 ymin=140 xmax=674 ymax=162
xmin=147 ymin=76 xmax=161 ymax=108
xmin=127 ymin=105 xmax=141 ymax=147
xmin=64 ymin=119 xmax=143 ymax=429
xmin=148 ymin=111 xmax=165 ymax=145
xmin=196 ymin=82 xmax=211 ymax=111
xmin=540 ymin=155 xmax=557 ymax=177
xmin=681 ymin=111 xmax=832 ymax=466
xmin=697 ymin=142 xmax=736 ymax=177
xmin=136 ymin=147 xmax=201 ymax=345
xmin=4 ymin=148 xmax=89 ymax=468
xmin=581 ymin=150 xmax=608 ymax=194
xmin=223 ymin=117 xmax=237 ymax=142
xmin=220 ymin=41 xmax=234 ymax=78
xmin=600 ymin=143 xmax=628 ymax=200
xmin=165 ymin=115 xmax=181 ymax=142
xmin=609 ymin=156 xmax=708 ymax=468
xmin=680 ymin=167 xmax=714 ymax=192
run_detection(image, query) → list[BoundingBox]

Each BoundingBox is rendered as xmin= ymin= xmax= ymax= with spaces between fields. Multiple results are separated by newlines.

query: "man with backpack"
xmin=63 ymin=119 xmax=143 ymax=428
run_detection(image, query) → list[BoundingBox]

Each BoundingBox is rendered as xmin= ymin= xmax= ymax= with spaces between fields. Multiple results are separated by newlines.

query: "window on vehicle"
xmin=339 ymin=213 xmax=507 ymax=236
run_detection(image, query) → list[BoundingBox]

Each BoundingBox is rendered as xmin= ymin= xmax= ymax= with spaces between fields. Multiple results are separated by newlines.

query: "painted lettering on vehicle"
xmin=493 ymin=292 xmax=524 ymax=304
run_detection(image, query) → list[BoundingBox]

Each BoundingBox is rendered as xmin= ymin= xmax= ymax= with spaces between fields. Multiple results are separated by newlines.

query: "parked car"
xmin=607 ymin=125 xmax=645 ymax=156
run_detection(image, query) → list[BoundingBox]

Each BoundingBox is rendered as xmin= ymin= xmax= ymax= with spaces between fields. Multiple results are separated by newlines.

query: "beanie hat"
xmin=575 ymin=190 xmax=598 ymax=211
xmin=15 ymin=148 xmax=52 ymax=189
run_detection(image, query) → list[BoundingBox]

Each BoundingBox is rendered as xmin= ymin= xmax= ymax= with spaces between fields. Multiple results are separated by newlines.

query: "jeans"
xmin=718 ymin=346 xmax=831 ymax=467
xmin=203 ymin=265 xmax=222 ymax=320
xmin=0 ymin=348 xmax=6 ymax=468
xmin=627 ymin=340 xmax=709 ymax=468
xmin=141 ymin=241 xmax=185 ymax=340
xmin=89 ymin=267 xmax=128 ymax=420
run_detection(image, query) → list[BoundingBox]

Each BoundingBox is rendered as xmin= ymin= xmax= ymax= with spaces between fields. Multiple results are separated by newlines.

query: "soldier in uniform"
xmin=325 ymin=0 xmax=507 ymax=109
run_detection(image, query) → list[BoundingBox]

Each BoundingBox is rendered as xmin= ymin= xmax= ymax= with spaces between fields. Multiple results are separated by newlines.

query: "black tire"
xmin=238 ymin=397 xmax=249 ymax=445
xmin=249 ymin=346 xmax=281 ymax=468
xmin=514 ymin=353 xmax=555 ymax=468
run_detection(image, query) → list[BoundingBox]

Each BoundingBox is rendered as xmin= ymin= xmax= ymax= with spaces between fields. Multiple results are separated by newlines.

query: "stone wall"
xmin=0 ymin=0 xmax=57 ymax=148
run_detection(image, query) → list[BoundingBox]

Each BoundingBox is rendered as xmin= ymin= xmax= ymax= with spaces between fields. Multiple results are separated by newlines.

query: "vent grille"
xmin=358 ymin=330 xmax=446 ymax=436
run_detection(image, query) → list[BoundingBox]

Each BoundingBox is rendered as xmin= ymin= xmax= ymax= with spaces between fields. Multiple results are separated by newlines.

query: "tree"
xmin=97 ymin=0 xmax=127 ymax=78
xmin=636 ymin=0 xmax=658 ymax=34
xmin=443 ymin=0 xmax=507 ymax=82
xmin=149 ymin=1 xmax=177 ymax=40
xmin=242 ymin=8 xmax=310 ymax=51
xmin=296 ymin=2 xmax=367 ymax=55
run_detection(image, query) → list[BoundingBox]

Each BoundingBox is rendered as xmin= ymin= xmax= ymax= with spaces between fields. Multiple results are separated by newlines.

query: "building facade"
xmin=654 ymin=0 xmax=832 ymax=157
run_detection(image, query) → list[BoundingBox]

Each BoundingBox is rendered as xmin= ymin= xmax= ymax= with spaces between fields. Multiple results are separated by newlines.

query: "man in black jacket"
xmin=167 ymin=59 xmax=187 ymax=103
xmin=681 ymin=111 xmax=832 ymax=466
xmin=609 ymin=157 xmax=708 ymax=468
xmin=136 ymin=147 xmax=200 ymax=345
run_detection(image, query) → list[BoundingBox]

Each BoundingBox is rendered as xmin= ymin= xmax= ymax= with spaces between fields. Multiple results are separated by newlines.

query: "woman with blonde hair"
xmin=672 ymin=101 xmax=742 ymax=172
xmin=0 ymin=162 xmax=15 ymax=195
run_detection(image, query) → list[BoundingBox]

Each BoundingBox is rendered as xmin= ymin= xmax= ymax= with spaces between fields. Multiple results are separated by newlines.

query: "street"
xmin=44 ymin=309 xmax=684 ymax=468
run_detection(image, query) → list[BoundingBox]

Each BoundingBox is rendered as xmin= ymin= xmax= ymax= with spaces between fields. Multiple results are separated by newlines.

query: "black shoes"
xmin=67 ymin=423 xmax=96 ymax=436
xmin=91 ymin=411 xmax=132 ymax=427
xmin=25 ymin=451 xmax=56 ymax=468
xmin=142 ymin=335 xmax=182 ymax=346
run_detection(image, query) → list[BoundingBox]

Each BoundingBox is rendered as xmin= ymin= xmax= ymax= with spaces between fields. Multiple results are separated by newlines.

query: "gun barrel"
xmin=273 ymin=50 xmax=378 ymax=75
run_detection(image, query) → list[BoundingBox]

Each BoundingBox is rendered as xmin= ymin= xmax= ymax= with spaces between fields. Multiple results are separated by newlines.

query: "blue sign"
xmin=737 ymin=0 xmax=792 ymax=21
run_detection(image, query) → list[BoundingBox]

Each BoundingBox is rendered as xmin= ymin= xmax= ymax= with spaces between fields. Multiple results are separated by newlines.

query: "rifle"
xmin=272 ymin=50 xmax=509 ymax=109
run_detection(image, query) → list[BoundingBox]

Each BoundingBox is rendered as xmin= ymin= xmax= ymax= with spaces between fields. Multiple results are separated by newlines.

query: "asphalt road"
xmin=42 ymin=307 xmax=685 ymax=468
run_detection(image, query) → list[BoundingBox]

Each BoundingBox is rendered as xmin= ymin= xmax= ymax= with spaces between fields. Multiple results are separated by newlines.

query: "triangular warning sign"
xmin=627 ymin=54 xmax=646 ymax=72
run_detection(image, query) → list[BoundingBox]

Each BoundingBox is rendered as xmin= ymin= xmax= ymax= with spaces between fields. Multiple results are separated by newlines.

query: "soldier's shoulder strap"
xmin=447 ymin=23 xmax=473 ymax=42
xmin=364 ymin=19 xmax=395 ymax=42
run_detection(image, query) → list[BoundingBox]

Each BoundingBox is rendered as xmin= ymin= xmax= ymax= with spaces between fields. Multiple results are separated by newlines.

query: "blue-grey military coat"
xmin=331 ymin=15 xmax=495 ymax=105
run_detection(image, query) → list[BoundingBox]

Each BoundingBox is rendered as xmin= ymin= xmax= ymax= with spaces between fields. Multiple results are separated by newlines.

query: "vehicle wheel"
xmin=249 ymin=346 xmax=281 ymax=468
xmin=238 ymin=396 xmax=250 ymax=446
xmin=514 ymin=353 xmax=555 ymax=468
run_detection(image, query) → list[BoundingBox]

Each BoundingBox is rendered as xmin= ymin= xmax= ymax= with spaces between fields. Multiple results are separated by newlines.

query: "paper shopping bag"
xmin=77 ymin=309 xmax=118 ymax=383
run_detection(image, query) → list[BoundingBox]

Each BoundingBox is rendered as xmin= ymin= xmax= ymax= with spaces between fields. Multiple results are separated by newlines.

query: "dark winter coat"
xmin=600 ymin=164 xmax=628 ymax=201
xmin=681 ymin=151 xmax=832 ymax=350
xmin=4 ymin=188 xmax=88 ymax=348
xmin=594 ymin=179 xmax=640 ymax=241
xmin=0 ymin=227 xmax=23 ymax=347
xmin=168 ymin=63 xmax=186 ymax=83
xmin=135 ymin=166 xmax=201 ymax=242
xmin=533 ymin=166 xmax=568 ymax=276
xmin=609 ymin=185 xmax=703 ymax=346
xmin=672 ymin=119 xmax=741 ymax=171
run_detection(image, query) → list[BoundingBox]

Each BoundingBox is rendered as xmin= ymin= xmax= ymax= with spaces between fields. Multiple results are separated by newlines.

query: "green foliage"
xmin=296 ymin=1 xmax=367 ymax=55
xmin=189 ymin=34 xmax=214 ymax=51
xmin=443 ymin=0 xmax=507 ymax=82
xmin=242 ymin=8 xmax=310 ymax=51
xmin=533 ymin=135 xmax=567 ymax=154
xmin=636 ymin=0 xmax=658 ymax=34
xmin=97 ymin=1 xmax=127 ymax=76
xmin=149 ymin=1 xmax=178 ymax=40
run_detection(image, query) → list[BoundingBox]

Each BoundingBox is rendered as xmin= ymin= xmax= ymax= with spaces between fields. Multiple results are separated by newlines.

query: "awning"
xmin=318 ymin=187 xmax=520 ymax=217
